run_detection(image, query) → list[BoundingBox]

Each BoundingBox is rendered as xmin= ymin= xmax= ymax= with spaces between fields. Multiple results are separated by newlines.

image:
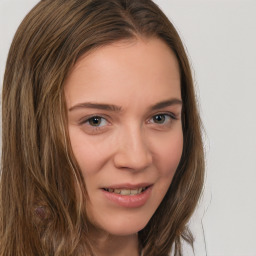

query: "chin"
xmin=89 ymin=211 xmax=151 ymax=236
xmin=106 ymin=222 xmax=147 ymax=236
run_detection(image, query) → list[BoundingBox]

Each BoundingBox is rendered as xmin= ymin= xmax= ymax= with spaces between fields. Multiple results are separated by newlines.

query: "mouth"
xmin=102 ymin=186 xmax=149 ymax=196
xmin=101 ymin=184 xmax=153 ymax=208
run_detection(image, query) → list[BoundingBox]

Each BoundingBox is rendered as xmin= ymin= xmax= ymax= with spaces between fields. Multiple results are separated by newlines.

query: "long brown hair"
xmin=0 ymin=0 xmax=204 ymax=255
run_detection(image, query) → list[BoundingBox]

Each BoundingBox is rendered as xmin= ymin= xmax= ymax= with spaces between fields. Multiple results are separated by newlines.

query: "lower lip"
xmin=102 ymin=186 xmax=152 ymax=208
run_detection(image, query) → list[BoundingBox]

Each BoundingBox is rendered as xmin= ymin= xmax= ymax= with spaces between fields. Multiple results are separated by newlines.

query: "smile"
xmin=103 ymin=187 xmax=147 ymax=195
xmin=102 ymin=185 xmax=152 ymax=208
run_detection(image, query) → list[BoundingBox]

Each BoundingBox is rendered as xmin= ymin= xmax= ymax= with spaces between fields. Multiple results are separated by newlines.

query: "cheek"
xmin=153 ymin=129 xmax=183 ymax=177
xmin=69 ymin=127 xmax=112 ymax=175
xmin=151 ymin=130 xmax=183 ymax=205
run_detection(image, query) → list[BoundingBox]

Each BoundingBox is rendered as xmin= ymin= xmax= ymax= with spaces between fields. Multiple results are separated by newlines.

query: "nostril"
xmin=113 ymin=128 xmax=153 ymax=170
xmin=113 ymin=148 xmax=152 ymax=171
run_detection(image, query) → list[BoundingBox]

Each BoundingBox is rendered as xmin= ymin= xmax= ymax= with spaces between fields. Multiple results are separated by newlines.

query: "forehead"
xmin=64 ymin=38 xmax=181 ymax=108
xmin=70 ymin=37 xmax=180 ymax=78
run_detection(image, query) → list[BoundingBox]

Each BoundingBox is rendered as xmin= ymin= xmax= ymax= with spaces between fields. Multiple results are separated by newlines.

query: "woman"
xmin=0 ymin=0 xmax=204 ymax=255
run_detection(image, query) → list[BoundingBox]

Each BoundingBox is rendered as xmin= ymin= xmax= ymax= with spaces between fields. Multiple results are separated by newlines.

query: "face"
xmin=65 ymin=38 xmax=183 ymax=236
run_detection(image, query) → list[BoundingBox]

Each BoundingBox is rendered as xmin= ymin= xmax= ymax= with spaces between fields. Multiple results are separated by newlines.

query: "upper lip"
xmin=102 ymin=183 xmax=152 ymax=189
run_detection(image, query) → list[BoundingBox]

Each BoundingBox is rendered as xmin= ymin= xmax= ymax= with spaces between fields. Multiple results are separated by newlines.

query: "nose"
xmin=113 ymin=125 xmax=153 ymax=171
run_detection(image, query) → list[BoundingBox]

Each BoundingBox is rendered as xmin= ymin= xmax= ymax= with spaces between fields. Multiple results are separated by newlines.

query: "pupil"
xmin=154 ymin=115 xmax=165 ymax=124
xmin=89 ymin=116 xmax=101 ymax=126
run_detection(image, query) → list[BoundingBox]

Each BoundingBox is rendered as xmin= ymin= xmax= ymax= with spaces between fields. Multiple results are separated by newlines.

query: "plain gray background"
xmin=1 ymin=0 xmax=256 ymax=255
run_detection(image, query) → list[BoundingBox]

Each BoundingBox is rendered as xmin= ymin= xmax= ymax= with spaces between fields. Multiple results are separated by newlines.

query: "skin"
xmin=65 ymin=37 xmax=183 ymax=256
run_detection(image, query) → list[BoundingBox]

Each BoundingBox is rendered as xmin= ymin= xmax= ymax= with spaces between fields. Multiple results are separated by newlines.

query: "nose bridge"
xmin=113 ymin=123 xmax=152 ymax=170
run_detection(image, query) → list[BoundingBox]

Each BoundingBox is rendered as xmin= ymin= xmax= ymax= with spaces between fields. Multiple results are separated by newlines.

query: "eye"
xmin=78 ymin=115 xmax=110 ymax=135
xmin=150 ymin=114 xmax=173 ymax=125
xmin=86 ymin=116 xmax=108 ymax=127
xmin=152 ymin=114 xmax=169 ymax=124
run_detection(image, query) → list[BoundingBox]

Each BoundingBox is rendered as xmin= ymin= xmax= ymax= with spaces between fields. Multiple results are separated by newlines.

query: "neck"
xmin=88 ymin=224 xmax=140 ymax=256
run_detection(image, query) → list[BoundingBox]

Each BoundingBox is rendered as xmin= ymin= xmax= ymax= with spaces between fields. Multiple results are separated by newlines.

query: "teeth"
xmin=114 ymin=189 xmax=121 ymax=194
xmin=105 ymin=187 xmax=147 ymax=195
xmin=130 ymin=189 xmax=138 ymax=195
xmin=120 ymin=189 xmax=130 ymax=195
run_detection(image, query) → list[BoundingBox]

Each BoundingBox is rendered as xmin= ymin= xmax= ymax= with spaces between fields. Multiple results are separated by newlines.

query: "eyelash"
xmin=147 ymin=113 xmax=177 ymax=125
xmin=80 ymin=112 xmax=177 ymax=134
xmin=79 ymin=115 xmax=110 ymax=134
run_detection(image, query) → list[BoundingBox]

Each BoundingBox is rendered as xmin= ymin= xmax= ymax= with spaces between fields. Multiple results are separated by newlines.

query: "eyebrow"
xmin=150 ymin=98 xmax=182 ymax=110
xmin=69 ymin=102 xmax=122 ymax=112
xmin=68 ymin=98 xmax=182 ymax=112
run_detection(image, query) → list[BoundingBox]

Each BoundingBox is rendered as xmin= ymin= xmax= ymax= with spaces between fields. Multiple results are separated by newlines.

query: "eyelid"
xmin=147 ymin=111 xmax=178 ymax=122
xmin=78 ymin=114 xmax=110 ymax=125
xmin=78 ymin=115 xmax=111 ymax=135
xmin=146 ymin=112 xmax=179 ymax=130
